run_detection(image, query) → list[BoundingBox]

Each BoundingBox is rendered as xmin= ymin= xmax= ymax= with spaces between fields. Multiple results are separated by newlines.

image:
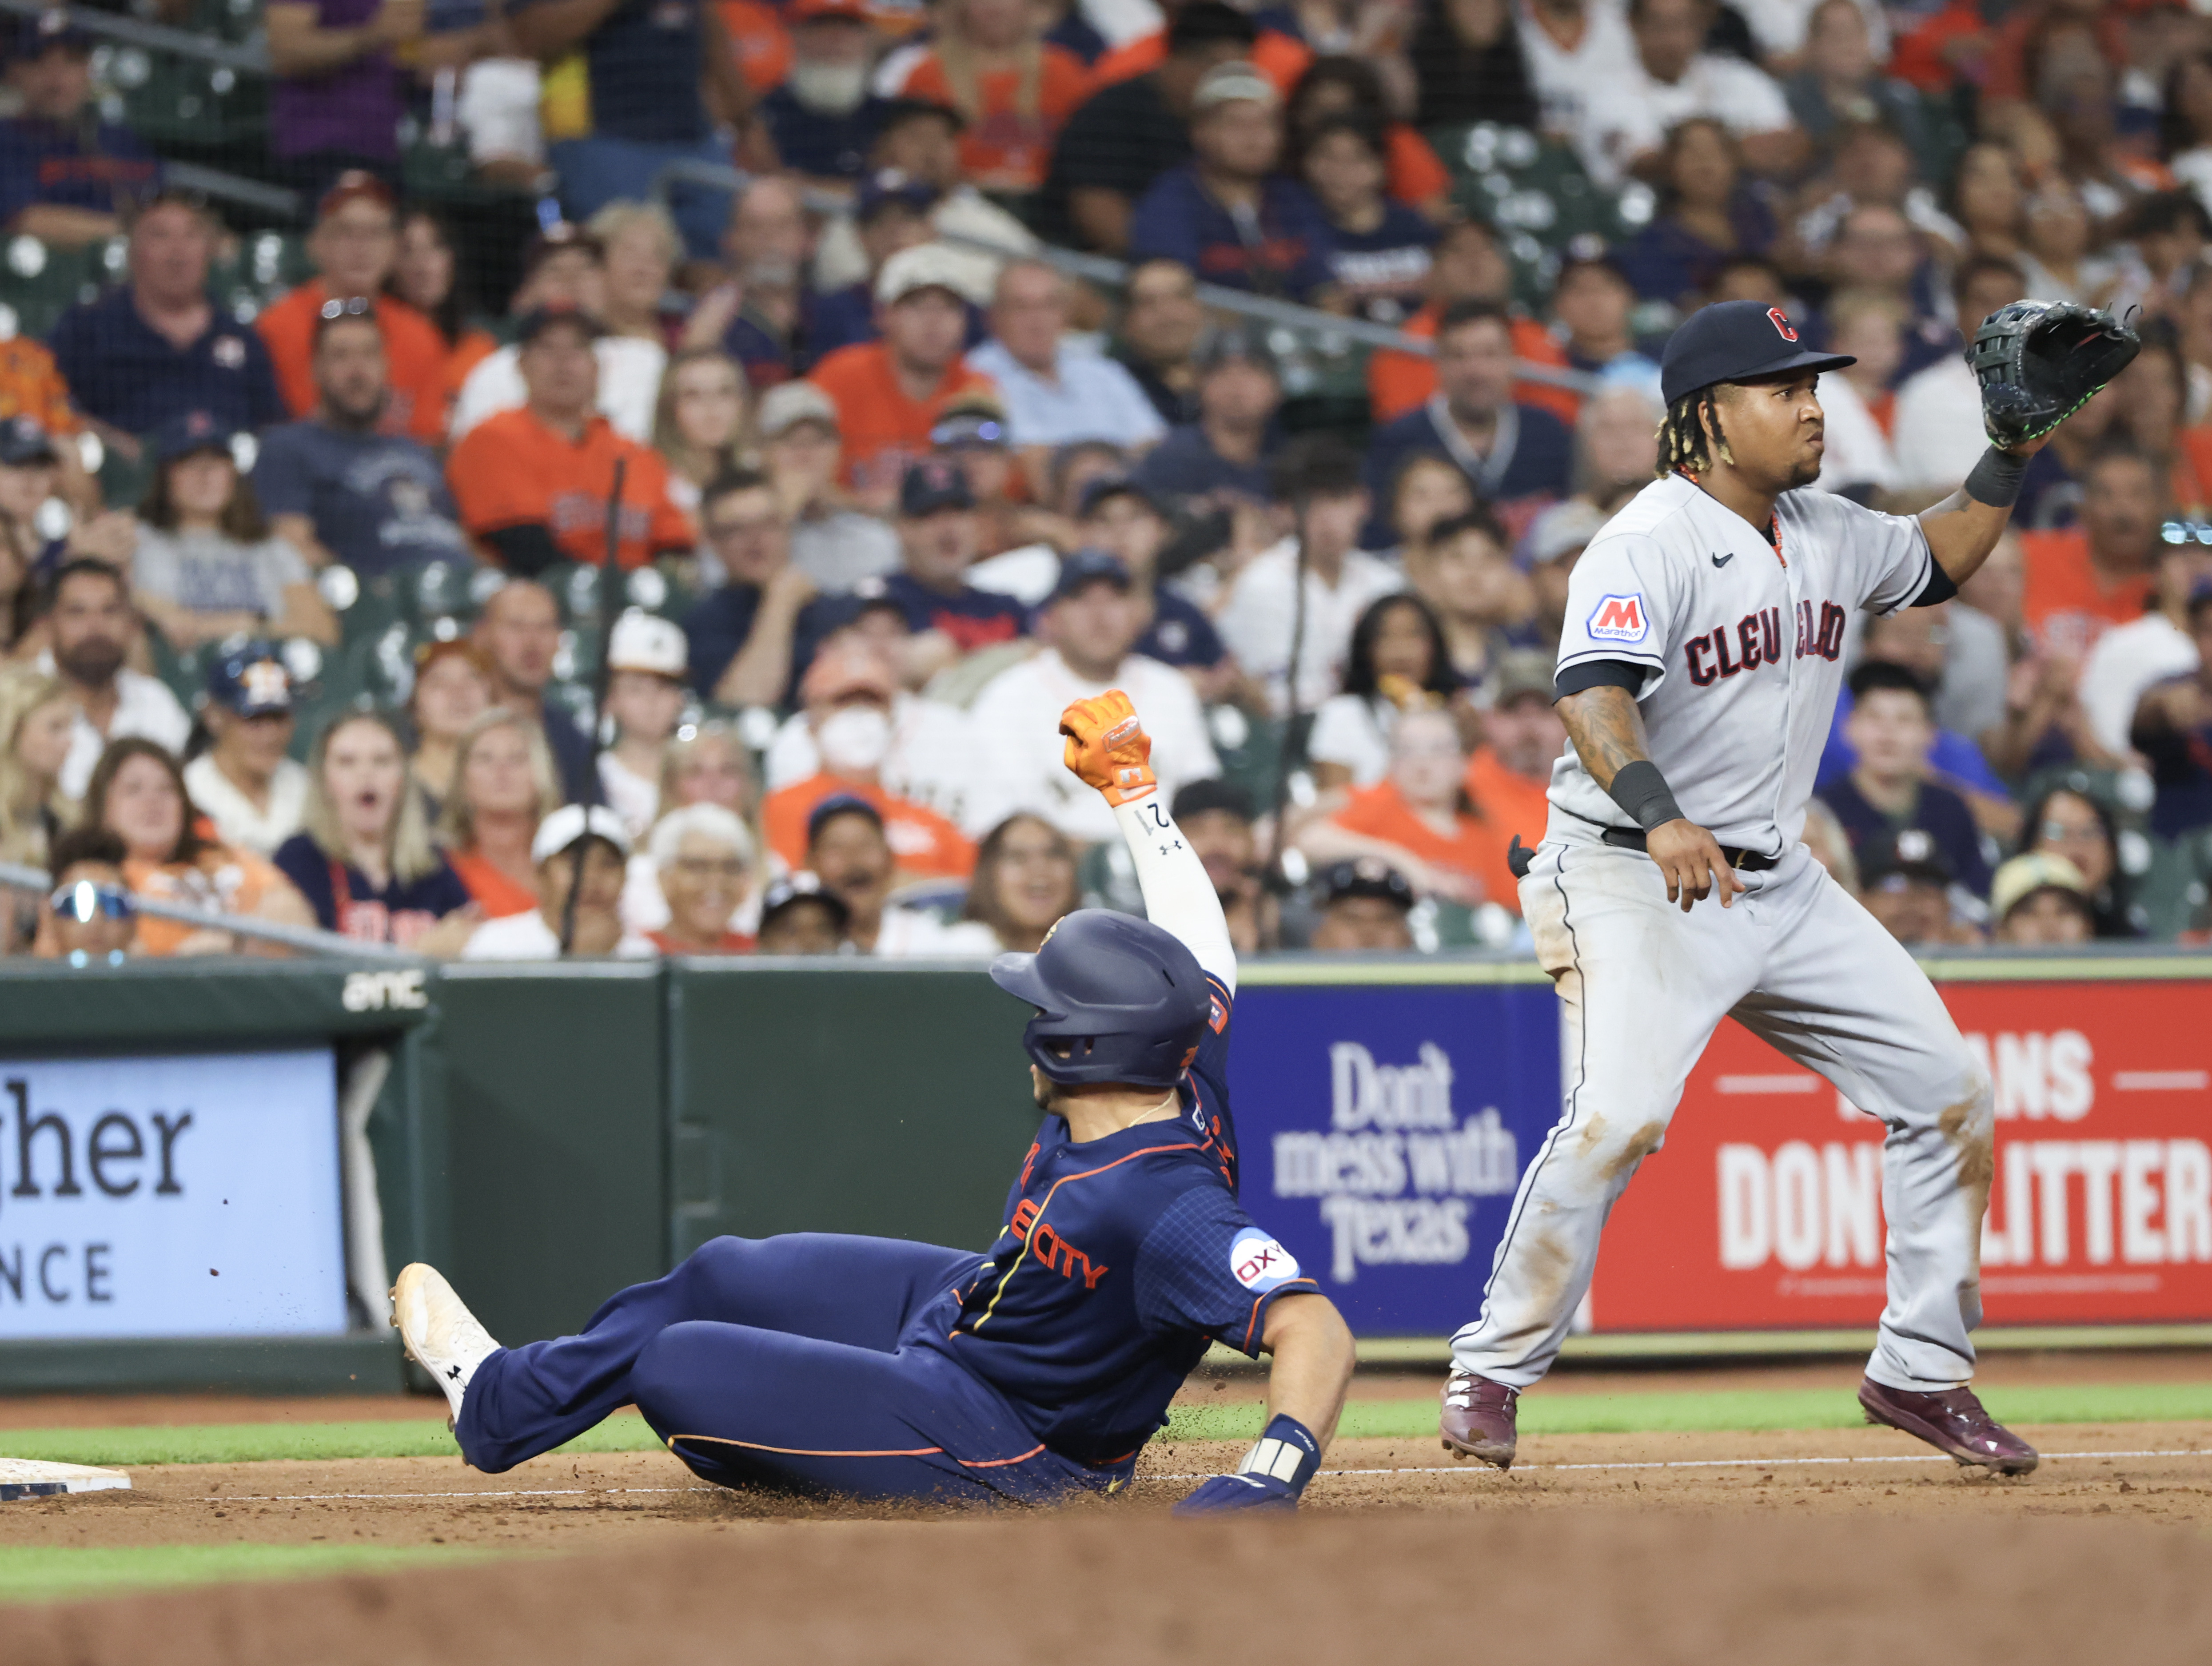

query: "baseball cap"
xmin=1316 ymin=857 xmax=1415 ymax=912
xmin=1660 ymin=299 xmax=1856 ymax=407
xmin=1989 ymin=851 xmax=2090 ymax=923
xmin=787 ymin=0 xmax=869 ymax=19
xmin=876 ymin=242 xmax=982 ymax=307
xmin=1194 ymin=322 xmax=1280 ymax=378
xmin=806 ymin=792 xmax=885 ymax=847
xmin=1192 ymin=60 xmax=1279 ymax=111
xmin=514 ymin=302 xmax=604 ymax=344
xmin=0 ymin=415 xmax=57 ymax=467
xmin=150 ymin=409 xmax=235 ymax=465
xmin=1173 ymin=777 xmax=1254 ymax=822
xmin=758 ymin=871 xmax=852 ymax=933
xmin=857 ymin=167 xmax=940 ymax=226
xmin=899 ymin=457 xmax=976 ymax=516
xmin=1525 ymin=497 xmax=1609 ymax=566
xmin=805 ymin=581 xmax=910 ymax=640
xmin=15 ymin=10 xmax=89 ymax=57
xmin=532 ymin=803 xmax=633 ymax=864
xmin=757 ymin=380 xmax=840 ymax=439
xmin=878 ymin=96 xmax=965 ymax=136
xmin=1492 ymin=648 xmax=1557 ymax=708
xmin=1049 ymin=549 xmax=1133 ymax=603
xmin=1860 ymin=826 xmax=1953 ymax=892
xmin=316 ymin=169 xmax=394 ymax=223
xmin=800 ymin=641 xmax=896 ymax=707
xmin=1077 ymin=473 xmax=1159 ymax=520
xmin=606 ymin=609 xmax=688 ymax=679
xmin=205 ymin=640 xmax=294 ymax=716
xmin=930 ymin=396 xmax=1009 ymax=450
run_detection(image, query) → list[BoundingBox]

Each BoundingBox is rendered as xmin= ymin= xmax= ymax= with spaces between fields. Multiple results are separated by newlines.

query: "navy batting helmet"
xmin=989 ymin=910 xmax=1212 ymax=1089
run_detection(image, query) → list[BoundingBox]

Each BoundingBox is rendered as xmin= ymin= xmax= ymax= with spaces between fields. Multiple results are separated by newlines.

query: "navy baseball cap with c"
xmin=1659 ymin=300 xmax=1856 ymax=407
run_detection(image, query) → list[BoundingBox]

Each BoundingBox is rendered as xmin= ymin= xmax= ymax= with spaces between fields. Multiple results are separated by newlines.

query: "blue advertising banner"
xmin=1226 ymin=981 xmax=1563 ymax=1335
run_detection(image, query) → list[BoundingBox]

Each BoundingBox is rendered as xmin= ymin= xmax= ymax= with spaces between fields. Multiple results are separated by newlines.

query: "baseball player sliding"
xmin=1443 ymin=299 xmax=2138 ymax=1475
xmin=393 ymin=693 xmax=1357 ymax=1513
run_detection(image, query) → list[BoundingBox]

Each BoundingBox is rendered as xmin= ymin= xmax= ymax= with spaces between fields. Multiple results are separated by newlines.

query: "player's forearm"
xmin=1112 ymin=795 xmax=1237 ymax=993
xmin=1917 ymin=489 xmax=2013 ymax=588
xmin=1555 ymin=684 xmax=1652 ymax=795
xmin=1260 ymin=1294 xmax=1355 ymax=1451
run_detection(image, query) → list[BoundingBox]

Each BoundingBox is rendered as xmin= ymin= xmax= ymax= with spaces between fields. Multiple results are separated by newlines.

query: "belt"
xmin=1600 ymin=827 xmax=1780 ymax=872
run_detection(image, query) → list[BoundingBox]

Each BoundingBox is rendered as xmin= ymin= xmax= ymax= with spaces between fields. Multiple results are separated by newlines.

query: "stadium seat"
xmin=0 ymin=235 xmax=102 ymax=342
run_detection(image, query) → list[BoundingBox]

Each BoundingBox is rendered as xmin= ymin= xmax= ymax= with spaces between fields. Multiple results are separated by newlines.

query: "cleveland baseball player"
xmin=1442 ymin=298 xmax=2133 ymax=1475
xmin=392 ymin=693 xmax=1356 ymax=1514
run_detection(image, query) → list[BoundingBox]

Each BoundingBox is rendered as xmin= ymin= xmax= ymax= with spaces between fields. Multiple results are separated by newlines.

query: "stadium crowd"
xmin=1 ymin=0 xmax=2210 ymax=963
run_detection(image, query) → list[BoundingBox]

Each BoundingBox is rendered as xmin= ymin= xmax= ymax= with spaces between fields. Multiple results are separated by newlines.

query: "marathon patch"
xmin=1229 ymin=1229 xmax=1300 ymax=1293
xmin=1586 ymin=593 xmax=1649 ymax=643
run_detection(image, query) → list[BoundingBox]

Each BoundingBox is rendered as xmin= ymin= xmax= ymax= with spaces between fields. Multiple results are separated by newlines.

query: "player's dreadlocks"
xmin=1654 ymin=386 xmax=1734 ymax=478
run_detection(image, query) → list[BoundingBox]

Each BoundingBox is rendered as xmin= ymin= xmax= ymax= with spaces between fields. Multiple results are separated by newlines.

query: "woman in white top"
xmin=130 ymin=416 xmax=337 ymax=649
xmin=179 ymin=641 xmax=310 ymax=857
xmin=1307 ymin=592 xmax=1461 ymax=792
xmin=650 ymin=348 xmax=749 ymax=524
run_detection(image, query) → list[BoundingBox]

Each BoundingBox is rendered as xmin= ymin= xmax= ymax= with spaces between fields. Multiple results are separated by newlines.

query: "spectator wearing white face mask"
xmin=759 ymin=640 xmax=975 ymax=882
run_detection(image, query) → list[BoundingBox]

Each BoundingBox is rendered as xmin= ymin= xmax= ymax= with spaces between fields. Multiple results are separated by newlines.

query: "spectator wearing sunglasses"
xmin=33 ymin=825 xmax=137 ymax=962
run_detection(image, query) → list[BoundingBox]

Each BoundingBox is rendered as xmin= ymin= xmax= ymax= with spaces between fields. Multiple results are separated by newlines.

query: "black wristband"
xmin=1608 ymin=759 xmax=1685 ymax=832
xmin=1964 ymin=446 xmax=2028 ymax=508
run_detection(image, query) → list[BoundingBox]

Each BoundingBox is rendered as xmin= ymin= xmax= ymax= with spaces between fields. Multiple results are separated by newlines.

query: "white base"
xmin=0 ymin=1458 xmax=131 ymax=1501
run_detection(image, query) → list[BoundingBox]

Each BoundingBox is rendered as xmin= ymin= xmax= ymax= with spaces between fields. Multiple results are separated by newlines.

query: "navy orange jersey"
xmin=928 ymin=976 xmax=1319 ymax=1467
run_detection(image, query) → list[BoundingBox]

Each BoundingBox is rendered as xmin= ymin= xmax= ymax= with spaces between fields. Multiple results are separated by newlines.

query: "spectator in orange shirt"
xmin=256 ymin=172 xmax=450 ymax=446
xmin=0 ymin=335 xmax=95 ymax=513
xmin=391 ymin=205 xmax=500 ymax=401
xmin=1295 ymin=703 xmax=1520 ymax=911
xmin=806 ymin=243 xmax=997 ymax=506
xmin=1366 ymin=218 xmax=1577 ymax=428
xmin=888 ymin=0 xmax=1092 ymax=194
xmin=445 ymin=306 xmax=696 ymax=573
xmin=761 ymin=641 xmax=974 ymax=879
xmin=1464 ymin=649 xmax=1566 ymax=858
xmin=2020 ymin=446 xmax=2163 ymax=663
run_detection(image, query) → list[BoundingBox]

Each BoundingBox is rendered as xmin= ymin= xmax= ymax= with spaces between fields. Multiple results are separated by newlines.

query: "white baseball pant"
xmin=1451 ymin=831 xmax=1994 ymax=1393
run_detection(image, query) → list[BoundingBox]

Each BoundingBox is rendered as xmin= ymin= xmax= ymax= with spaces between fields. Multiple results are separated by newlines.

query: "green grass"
xmin=0 ymin=1544 xmax=485 ymax=1604
xmin=1160 ymin=1381 xmax=2212 ymax=1445
xmin=8 ymin=1383 xmax=2212 ymax=1469
xmin=0 ymin=1412 xmax=662 ymax=1469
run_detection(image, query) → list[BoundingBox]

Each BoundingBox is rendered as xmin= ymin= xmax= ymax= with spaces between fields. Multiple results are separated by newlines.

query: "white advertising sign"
xmin=0 ymin=1049 xmax=346 ymax=1339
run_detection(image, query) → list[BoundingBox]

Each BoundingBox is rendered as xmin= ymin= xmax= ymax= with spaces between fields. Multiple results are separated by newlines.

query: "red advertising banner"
xmin=1590 ymin=981 xmax=2212 ymax=1331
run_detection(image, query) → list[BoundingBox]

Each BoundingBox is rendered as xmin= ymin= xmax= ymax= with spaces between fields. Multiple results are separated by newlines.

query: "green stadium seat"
xmin=1205 ymin=704 xmax=1285 ymax=816
xmin=0 ymin=235 xmax=102 ymax=342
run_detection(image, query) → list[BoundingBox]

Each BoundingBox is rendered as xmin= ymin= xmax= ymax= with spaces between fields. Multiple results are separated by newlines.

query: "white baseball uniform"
xmin=1451 ymin=473 xmax=1996 ymax=1393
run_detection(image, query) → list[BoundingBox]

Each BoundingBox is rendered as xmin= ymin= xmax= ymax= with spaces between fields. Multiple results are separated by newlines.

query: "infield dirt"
xmin=8 ymin=1360 xmax=2212 ymax=1664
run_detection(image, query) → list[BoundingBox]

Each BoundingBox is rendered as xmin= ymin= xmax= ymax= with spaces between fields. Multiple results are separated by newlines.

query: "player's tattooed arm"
xmin=1558 ymin=686 xmax=1746 ymax=912
xmin=1915 ymin=427 xmax=2054 ymax=591
xmin=1555 ymin=684 xmax=1647 ymax=794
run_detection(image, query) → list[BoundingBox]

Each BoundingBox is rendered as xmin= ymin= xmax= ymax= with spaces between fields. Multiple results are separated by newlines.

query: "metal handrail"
xmin=0 ymin=0 xmax=268 ymax=73
xmin=650 ymin=156 xmax=1605 ymax=392
xmin=0 ymin=859 xmax=418 ymax=961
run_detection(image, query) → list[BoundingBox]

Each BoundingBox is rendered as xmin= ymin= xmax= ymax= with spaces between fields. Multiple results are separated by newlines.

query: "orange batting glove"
xmin=1060 ymin=691 xmax=1158 ymax=807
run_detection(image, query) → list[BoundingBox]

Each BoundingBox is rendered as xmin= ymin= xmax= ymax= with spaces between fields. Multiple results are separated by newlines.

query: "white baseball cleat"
xmin=391 ymin=1263 xmax=500 ymax=1428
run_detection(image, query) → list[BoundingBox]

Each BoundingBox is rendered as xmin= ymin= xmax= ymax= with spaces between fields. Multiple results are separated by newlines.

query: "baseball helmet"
xmin=989 ymin=910 xmax=1212 ymax=1089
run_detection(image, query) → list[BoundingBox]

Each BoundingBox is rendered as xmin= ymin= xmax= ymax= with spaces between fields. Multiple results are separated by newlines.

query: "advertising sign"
xmin=1227 ymin=984 xmax=1558 ymax=1334
xmin=0 ymin=1050 xmax=347 ymax=1339
xmin=1590 ymin=982 xmax=2212 ymax=1332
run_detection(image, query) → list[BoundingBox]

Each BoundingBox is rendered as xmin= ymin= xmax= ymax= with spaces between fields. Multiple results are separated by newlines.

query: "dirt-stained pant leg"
xmin=1451 ymin=842 xmax=1764 ymax=1389
xmin=1726 ymin=854 xmax=1993 ymax=1392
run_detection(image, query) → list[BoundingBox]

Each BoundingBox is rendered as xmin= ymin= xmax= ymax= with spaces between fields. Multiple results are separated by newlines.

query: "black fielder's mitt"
xmin=1966 ymin=299 xmax=2140 ymax=449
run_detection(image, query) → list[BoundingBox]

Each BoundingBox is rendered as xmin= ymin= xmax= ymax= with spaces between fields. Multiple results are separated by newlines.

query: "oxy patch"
xmin=1229 ymin=1229 xmax=1301 ymax=1293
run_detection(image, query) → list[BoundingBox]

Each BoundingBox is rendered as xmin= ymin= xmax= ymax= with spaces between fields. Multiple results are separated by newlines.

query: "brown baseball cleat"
xmin=1441 ymin=1368 xmax=1520 ymax=1469
xmin=1858 ymin=1378 xmax=2039 ymax=1475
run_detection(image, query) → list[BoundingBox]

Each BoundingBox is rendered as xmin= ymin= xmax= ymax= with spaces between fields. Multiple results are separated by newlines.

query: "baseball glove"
xmin=1966 ymin=300 xmax=2140 ymax=448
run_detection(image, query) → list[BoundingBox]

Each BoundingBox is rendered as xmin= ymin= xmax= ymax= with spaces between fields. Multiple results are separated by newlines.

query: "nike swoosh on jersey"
xmin=1710 ymin=551 xmax=1735 ymax=568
